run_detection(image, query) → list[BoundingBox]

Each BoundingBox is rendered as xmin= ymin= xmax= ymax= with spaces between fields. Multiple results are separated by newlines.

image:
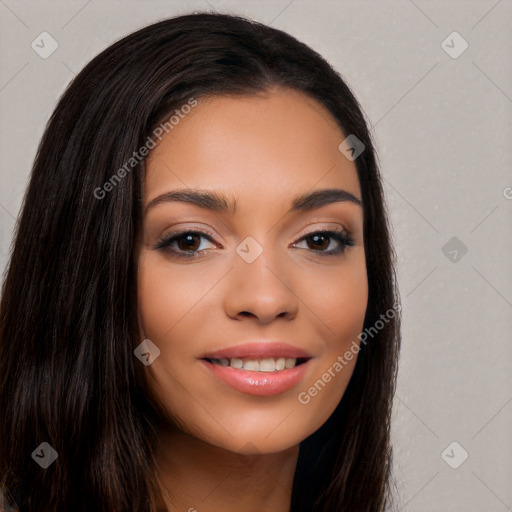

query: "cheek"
xmin=136 ymin=252 xmax=227 ymax=428
xmin=300 ymin=252 xmax=368 ymax=344
xmin=136 ymin=256 xmax=198 ymax=431
xmin=293 ymin=255 xmax=367 ymax=423
xmin=137 ymin=251 xmax=220 ymax=340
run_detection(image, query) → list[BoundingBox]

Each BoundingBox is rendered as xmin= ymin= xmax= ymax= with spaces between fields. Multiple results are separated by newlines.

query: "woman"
xmin=0 ymin=12 xmax=401 ymax=511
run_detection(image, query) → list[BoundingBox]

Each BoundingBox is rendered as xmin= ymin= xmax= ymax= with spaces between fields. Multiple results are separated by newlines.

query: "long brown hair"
xmin=0 ymin=12 xmax=401 ymax=511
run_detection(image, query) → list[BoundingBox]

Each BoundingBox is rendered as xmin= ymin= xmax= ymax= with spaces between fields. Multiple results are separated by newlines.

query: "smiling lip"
xmin=201 ymin=359 xmax=311 ymax=396
xmin=199 ymin=341 xmax=313 ymax=396
xmin=200 ymin=341 xmax=312 ymax=360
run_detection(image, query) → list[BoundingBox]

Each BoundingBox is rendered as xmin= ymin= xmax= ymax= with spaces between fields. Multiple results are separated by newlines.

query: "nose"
xmin=223 ymin=248 xmax=299 ymax=324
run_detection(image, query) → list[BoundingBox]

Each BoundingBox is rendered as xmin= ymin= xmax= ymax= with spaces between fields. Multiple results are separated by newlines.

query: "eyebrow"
xmin=145 ymin=188 xmax=362 ymax=214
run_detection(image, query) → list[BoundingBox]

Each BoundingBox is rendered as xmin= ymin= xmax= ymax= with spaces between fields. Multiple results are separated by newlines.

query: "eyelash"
xmin=153 ymin=228 xmax=355 ymax=260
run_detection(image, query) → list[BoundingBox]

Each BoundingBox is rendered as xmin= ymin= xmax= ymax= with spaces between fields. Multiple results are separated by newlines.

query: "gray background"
xmin=1 ymin=1 xmax=511 ymax=510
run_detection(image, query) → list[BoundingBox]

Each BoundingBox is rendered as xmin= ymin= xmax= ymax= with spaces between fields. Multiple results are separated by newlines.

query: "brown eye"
xmin=293 ymin=229 xmax=354 ymax=256
xmin=154 ymin=230 xmax=217 ymax=259
xmin=176 ymin=233 xmax=201 ymax=252
xmin=306 ymin=233 xmax=330 ymax=251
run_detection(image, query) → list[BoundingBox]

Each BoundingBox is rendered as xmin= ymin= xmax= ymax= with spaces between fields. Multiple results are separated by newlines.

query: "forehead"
xmin=144 ymin=88 xmax=362 ymax=208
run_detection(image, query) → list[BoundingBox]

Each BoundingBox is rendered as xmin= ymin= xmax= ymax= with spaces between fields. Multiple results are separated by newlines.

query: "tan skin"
xmin=136 ymin=87 xmax=368 ymax=511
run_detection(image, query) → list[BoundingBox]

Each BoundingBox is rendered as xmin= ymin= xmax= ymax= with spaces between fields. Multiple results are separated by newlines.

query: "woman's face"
xmin=137 ymin=87 xmax=368 ymax=454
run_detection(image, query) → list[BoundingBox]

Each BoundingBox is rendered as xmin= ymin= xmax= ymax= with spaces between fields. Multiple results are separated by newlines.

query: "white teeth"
xmin=259 ymin=358 xmax=276 ymax=372
xmin=243 ymin=360 xmax=260 ymax=371
xmin=210 ymin=356 xmax=298 ymax=371
xmin=231 ymin=358 xmax=243 ymax=369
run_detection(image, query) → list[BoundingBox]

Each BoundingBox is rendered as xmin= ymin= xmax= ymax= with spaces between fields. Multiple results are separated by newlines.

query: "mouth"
xmin=202 ymin=356 xmax=310 ymax=371
xmin=199 ymin=342 xmax=313 ymax=396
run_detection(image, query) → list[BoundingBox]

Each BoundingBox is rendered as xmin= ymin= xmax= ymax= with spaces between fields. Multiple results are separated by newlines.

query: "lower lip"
xmin=200 ymin=359 xmax=311 ymax=396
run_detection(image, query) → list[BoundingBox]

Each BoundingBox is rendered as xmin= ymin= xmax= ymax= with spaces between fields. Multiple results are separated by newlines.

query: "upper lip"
xmin=200 ymin=341 xmax=313 ymax=360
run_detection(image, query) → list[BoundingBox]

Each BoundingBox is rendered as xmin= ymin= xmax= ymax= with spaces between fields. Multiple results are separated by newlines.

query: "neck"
xmin=154 ymin=421 xmax=299 ymax=512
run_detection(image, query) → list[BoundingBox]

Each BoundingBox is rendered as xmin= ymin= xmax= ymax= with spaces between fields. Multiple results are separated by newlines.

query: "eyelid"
xmin=292 ymin=227 xmax=354 ymax=251
xmin=293 ymin=221 xmax=354 ymax=241
xmin=156 ymin=222 xmax=351 ymax=244
xmin=153 ymin=227 xmax=220 ymax=250
xmin=153 ymin=227 xmax=354 ymax=261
